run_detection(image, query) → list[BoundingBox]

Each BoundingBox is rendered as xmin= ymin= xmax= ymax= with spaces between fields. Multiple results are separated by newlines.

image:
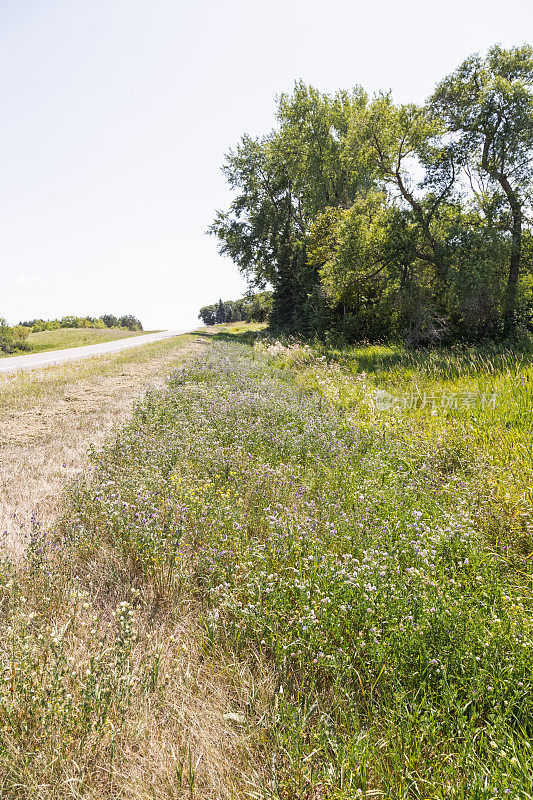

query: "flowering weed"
xmin=3 ymin=331 xmax=532 ymax=798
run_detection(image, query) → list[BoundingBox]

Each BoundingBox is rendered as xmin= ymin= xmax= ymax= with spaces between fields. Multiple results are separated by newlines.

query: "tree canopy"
xmin=19 ymin=315 xmax=143 ymax=333
xmin=210 ymin=45 xmax=533 ymax=344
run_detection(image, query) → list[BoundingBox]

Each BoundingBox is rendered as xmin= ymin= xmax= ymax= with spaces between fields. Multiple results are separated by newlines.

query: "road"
xmin=0 ymin=330 xmax=190 ymax=373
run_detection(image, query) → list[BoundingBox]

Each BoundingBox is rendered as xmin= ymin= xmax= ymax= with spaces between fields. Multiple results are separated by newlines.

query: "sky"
xmin=1 ymin=0 xmax=532 ymax=330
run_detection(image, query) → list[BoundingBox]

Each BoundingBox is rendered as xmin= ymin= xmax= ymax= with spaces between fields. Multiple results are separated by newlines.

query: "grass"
xmin=0 ymin=327 xmax=157 ymax=358
xmin=0 ymin=333 xmax=201 ymax=560
xmin=0 ymin=334 xmax=192 ymax=413
xmin=1 ymin=325 xmax=532 ymax=798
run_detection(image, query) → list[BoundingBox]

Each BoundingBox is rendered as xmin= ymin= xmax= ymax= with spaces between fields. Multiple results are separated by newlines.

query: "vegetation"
xmin=210 ymin=45 xmax=533 ymax=345
xmin=198 ymin=292 xmax=272 ymax=326
xmin=20 ymin=314 xmax=144 ymax=333
xmin=2 ymin=326 xmax=532 ymax=797
xmin=20 ymin=327 xmax=150 ymax=355
xmin=0 ymin=318 xmax=31 ymax=354
xmin=0 ymin=333 xmax=195 ymax=414
xmin=0 ymin=315 xmax=146 ymax=357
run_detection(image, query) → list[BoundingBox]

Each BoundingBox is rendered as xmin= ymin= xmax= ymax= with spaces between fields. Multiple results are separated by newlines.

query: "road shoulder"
xmin=0 ymin=333 xmax=205 ymax=557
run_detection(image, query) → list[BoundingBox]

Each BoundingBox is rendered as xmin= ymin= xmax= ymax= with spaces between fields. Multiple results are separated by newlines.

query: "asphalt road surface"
xmin=0 ymin=330 xmax=190 ymax=374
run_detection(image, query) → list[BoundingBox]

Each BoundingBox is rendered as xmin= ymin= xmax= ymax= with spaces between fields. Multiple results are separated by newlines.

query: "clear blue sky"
xmin=1 ymin=0 xmax=532 ymax=330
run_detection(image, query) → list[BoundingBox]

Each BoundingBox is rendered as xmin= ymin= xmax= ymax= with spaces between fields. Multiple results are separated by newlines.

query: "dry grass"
xmin=0 ymin=335 xmax=201 ymax=557
xmin=1 ymin=542 xmax=272 ymax=799
xmin=0 ymin=330 xmax=270 ymax=798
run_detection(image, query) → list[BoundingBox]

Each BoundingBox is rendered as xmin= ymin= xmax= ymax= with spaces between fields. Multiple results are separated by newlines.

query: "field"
xmin=1 ymin=327 xmax=155 ymax=358
xmin=1 ymin=324 xmax=532 ymax=798
xmin=0 ymin=333 xmax=202 ymax=557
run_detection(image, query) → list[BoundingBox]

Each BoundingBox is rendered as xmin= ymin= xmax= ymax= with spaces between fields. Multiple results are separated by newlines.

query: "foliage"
xmin=0 ymin=317 xmax=31 ymax=354
xmin=19 ymin=314 xmax=143 ymax=333
xmin=198 ymin=291 xmax=273 ymax=325
xmin=101 ymin=314 xmax=119 ymax=328
xmin=211 ymin=45 xmax=533 ymax=344
xmin=431 ymin=44 xmax=533 ymax=337
xmin=209 ymin=83 xmax=369 ymax=334
xmin=118 ymin=315 xmax=143 ymax=332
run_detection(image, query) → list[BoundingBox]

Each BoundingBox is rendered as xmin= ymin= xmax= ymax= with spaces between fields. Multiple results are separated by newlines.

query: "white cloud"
xmin=13 ymin=271 xmax=74 ymax=289
xmin=13 ymin=274 xmax=47 ymax=289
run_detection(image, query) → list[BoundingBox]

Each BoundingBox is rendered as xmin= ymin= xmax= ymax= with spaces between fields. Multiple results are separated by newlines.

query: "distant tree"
xmin=118 ymin=315 xmax=143 ymax=331
xmin=11 ymin=325 xmax=29 ymax=341
xmin=198 ymin=292 xmax=273 ymax=325
xmin=102 ymin=314 xmax=118 ymax=328
xmin=223 ymin=300 xmax=235 ymax=322
xmin=215 ymin=299 xmax=226 ymax=324
xmin=19 ymin=315 xmax=134 ymax=332
xmin=244 ymin=291 xmax=273 ymax=322
xmin=198 ymin=305 xmax=217 ymax=325
xmin=0 ymin=318 xmax=31 ymax=354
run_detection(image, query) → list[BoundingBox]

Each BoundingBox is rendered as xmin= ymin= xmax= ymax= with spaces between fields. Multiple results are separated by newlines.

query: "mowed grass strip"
xmin=1 ymin=328 xmax=532 ymax=798
xmin=0 ymin=334 xmax=194 ymax=413
xmin=0 ymin=334 xmax=202 ymax=558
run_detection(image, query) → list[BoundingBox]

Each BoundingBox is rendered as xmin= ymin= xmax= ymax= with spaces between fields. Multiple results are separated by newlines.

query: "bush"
xmin=0 ymin=318 xmax=31 ymax=354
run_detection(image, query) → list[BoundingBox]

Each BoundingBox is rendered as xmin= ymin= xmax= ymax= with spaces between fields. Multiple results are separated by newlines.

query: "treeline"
xmin=198 ymin=291 xmax=272 ymax=326
xmin=0 ymin=314 xmax=144 ymax=355
xmin=210 ymin=45 xmax=533 ymax=344
xmin=19 ymin=314 xmax=143 ymax=333
xmin=0 ymin=319 xmax=31 ymax=354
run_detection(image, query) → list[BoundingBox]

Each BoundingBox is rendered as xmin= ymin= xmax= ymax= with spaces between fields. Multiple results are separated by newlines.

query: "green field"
xmin=2 ymin=325 xmax=532 ymax=798
xmin=13 ymin=326 xmax=154 ymax=355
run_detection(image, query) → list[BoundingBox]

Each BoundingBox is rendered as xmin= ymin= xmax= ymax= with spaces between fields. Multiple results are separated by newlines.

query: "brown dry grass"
xmin=2 ymin=543 xmax=271 ymax=799
xmin=0 ymin=331 xmax=271 ymax=799
xmin=0 ymin=335 xmax=202 ymax=557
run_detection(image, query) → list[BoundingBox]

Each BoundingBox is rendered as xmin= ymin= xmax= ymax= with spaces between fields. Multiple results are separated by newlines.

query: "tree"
xmin=198 ymin=292 xmax=273 ymax=325
xmin=215 ymin=299 xmax=225 ymax=324
xmin=431 ymin=44 xmax=533 ymax=337
xmin=346 ymin=95 xmax=457 ymax=291
xmin=210 ymin=48 xmax=533 ymax=344
xmin=209 ymin=83 xmax=370 ymax=333
xmin=102 ymin=314 xmax=118 ymax=328
xmin=119 ymin=315 xmax=143 ymax=331
xmin=60 ymin=316 xmax=79 ymax=328
xmin=0 ymin=318 xmax=31 ymax=354
xmin=198 ymin=305 xmax=217 ymax=325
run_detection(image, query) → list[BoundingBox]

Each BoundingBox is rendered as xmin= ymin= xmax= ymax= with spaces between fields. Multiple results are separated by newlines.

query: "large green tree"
xmin=209 ymin=83 xmax=369 ymax=332
xmin=347 ymin=95 xmax=456 ymax=279
xmin=431 ymin=44 xmax=533 ymax=337
xmin=210 ymin=46 xmax=533 ymax=344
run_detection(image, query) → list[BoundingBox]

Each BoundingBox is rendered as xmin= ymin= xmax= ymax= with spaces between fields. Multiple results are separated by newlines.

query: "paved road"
xmin=0 ymin=330 xmax=191 ymax=374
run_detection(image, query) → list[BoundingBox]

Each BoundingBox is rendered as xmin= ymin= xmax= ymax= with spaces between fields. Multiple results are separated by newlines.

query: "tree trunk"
xmin=480 ymin=145 xmax=523 ymax=339
xmin=502 ymin=184 xmax=522 ymax=339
